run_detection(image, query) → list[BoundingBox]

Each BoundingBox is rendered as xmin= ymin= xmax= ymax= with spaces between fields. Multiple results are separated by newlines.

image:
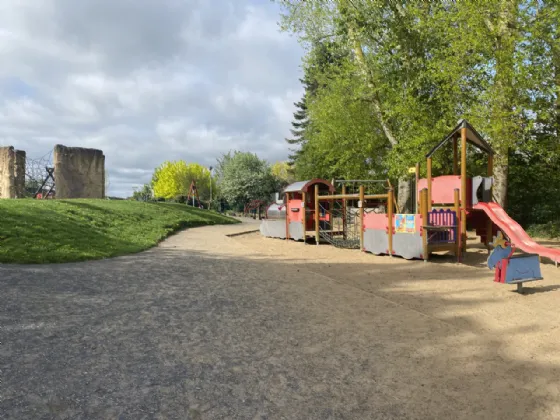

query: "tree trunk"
xmin=397 ymin=177 xmax=412 ymax=213
xmin=345 ymin=15 xmax=399 ymax=147
xmin=486 ymin=0 xmax=518 ymax=210
xmin=552 ymin=8 xmax=560 ymax=137
xmin=493 ymin=156 xmax=509 ymax=209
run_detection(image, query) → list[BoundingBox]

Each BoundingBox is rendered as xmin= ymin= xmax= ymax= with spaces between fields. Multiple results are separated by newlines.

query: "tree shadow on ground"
xmin=2 ymin=240 xmax=560 ymax=418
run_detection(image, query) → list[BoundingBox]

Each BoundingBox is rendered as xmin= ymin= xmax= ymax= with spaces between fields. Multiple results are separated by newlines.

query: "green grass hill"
xmin=0 ymin=199 xmax=239 ymax=264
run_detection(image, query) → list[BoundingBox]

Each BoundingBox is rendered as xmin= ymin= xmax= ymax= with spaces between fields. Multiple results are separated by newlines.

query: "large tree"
xmin=286 ymin=41 xmax=349 ymax=165
xmin=271 ymin=161 xmax=296 ymax=189
xmin=215 ymin=151 xmax=280 ymax=210
xmin=151 ymin=161 xmax=216 ymax=201
xmin=277 ymin=1 xmax=460 ymax=211
xmin=277 ymin=0 xmax=560 ymax=216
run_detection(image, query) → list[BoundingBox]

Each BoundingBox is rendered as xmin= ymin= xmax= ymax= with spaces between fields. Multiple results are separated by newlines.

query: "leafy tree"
xmin=151 ymin=161 xmax=216 ymax=201
xmin=131 ymin=184 xmax=153 ymax=201
xmin=297 ymin=59 xmax=389 ymax=181
xmin=271 ymin=161 xmax=295 ymax=188
xmin=276 ymin=1 xmax=466 ymax=211
xmin=277 ymin=0 xmax=560 ymax=231
xmin=215 ymin=151 xmax=280 ymax=210
xmin=286 ymin=41 xmax=349 ymax=164
xmin=285 ymin=96 xmax=309 ymax=164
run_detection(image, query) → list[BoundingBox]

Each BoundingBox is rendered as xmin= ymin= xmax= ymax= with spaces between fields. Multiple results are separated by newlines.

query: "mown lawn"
xmin=0 ymin=199 xmax=239 ymax=264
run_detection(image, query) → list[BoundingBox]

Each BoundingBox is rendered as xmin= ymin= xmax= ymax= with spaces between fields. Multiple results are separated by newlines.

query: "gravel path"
xmin=1 ymin=220 xmax=560 ymax=419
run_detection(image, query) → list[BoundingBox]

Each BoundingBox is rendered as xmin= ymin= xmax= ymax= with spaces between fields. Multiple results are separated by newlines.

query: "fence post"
xmin=315 ymin=184 xmax=320 ymax=245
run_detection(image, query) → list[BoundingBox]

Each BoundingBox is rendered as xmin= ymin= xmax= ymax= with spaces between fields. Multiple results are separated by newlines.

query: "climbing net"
xmin=25 ymin=149 xmax=55 ymax=198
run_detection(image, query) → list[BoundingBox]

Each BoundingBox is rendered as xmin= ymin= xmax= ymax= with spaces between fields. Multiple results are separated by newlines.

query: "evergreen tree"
xmin=285 ymin=41 xmax=348 ymax=166
xmin=285 ymin=92 xmax=310 ymax=164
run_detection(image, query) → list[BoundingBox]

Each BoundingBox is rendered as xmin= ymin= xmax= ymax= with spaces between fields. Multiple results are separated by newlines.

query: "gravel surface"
xmin=2 ymin=220 xmax=560 ymax=419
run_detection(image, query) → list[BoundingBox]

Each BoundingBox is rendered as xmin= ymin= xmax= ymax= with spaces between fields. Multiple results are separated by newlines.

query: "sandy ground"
xmin=1 ymin=218 xmax=560 ymax=419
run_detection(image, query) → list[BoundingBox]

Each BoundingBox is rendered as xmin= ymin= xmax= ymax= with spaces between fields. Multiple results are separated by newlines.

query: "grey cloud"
xmin=0 ymin=0 xmax=303 ymax=197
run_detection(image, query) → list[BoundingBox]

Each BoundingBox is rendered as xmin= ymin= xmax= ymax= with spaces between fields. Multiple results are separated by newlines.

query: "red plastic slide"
xmin=473 ymin=202 xmax=560 ymax=265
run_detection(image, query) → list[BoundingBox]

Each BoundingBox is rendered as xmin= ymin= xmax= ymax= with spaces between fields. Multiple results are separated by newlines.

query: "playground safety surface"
xmin=2 ymin=218 xmax=560 ymax=419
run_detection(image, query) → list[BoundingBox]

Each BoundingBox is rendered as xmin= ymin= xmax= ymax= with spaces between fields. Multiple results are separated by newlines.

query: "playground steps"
xmin=318 ymin=230 xmax=360 ymax=249
xmin=468 ymin=209 xmax=499 ymax=244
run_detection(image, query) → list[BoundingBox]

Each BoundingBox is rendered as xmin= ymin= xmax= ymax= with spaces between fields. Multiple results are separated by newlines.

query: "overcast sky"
xmin=0 ymin=0 xmax=304 ymax=197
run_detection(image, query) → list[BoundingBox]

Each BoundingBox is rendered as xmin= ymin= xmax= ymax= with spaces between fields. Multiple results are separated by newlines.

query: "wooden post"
xmin=420 ymin=188 xmax=429 ymax=262
xmin=359 ymin=185 xmax=365 ymax=251
xmin=388 ymin=188 xmax=394 ymax=256
xmin=315 ymin=184 xmax=320 ymax=245
xmin=342 ymin=184 xmax=347 ymax=240
xmin=454 ymin=188 xmax=461 ymax=262
xmin=415 ymin=162 xmax=420 ymax=214
xmin=328 ymin=185 xmax=333 ymax=238
xmin=461 ymin=126 xmax=468 ymax=251
xmin=427 ymin=157 xmax=433 ymax=211
xmin=453 ymin=136 xmax=459 ymax=175
xmin=302 ymin=191 xmax=307 ymax=244
xmin=285 ymin=192 xmax=290 ymax=240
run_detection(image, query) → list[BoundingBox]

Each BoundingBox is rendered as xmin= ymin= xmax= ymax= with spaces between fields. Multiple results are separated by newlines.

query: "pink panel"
xmin=418 ymin=175 xmax=472 ymax=206
xmin=415 ymin=214 xmax=422 ymax=233
xmin=363 ymin=213 xmax=389 ymax=230
xmin=287 ymin=198 xmax=303 ymax=222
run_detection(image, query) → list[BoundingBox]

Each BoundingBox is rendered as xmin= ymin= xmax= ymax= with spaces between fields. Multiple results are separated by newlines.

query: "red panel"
xmin=287 ymin=198 xmax=303 ymax=222
xmin=418 ymin=176 xmax=472 ymax=207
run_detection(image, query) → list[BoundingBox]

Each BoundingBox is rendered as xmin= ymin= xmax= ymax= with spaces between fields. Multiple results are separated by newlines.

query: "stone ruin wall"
xmin=54 ymin=145 xmax=105 ymax=199
xmin=14 ymin=150 xmax=26 ymax=198
xmin=0 ymin=145 xmax=105 ymax=199
xmin=0 ymin=146 xmax=26 ymax=199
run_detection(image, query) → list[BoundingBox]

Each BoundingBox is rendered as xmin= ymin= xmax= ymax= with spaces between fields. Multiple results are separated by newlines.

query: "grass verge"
xmin=0 ymin=199 xmax=239 ymax=264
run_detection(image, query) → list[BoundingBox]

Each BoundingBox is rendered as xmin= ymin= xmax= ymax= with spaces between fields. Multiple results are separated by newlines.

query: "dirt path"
xmin=1 ymin=221 xmax=560 ymax=419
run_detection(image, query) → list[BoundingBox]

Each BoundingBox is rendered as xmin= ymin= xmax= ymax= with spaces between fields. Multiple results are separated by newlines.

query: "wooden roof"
xmin=283 ymin=178 xmax=335 ymax=194
xmin=426 ymin=119 xmax=494 ymax=158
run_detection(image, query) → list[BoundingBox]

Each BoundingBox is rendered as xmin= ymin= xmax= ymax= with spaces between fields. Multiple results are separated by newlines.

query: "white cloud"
xmin=0 ymin=0 xmax=303 ymax=196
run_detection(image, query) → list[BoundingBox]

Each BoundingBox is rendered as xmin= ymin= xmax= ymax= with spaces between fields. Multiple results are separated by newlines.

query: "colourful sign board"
xmin=395 ymin=214 xmax=416 ymax=234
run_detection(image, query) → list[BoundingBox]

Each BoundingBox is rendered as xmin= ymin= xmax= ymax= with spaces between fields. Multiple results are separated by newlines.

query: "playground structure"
xmin=261 ymin=119 xmax=560 ymax=270
xmin=186 ymin=180 xmax=203 ymax=208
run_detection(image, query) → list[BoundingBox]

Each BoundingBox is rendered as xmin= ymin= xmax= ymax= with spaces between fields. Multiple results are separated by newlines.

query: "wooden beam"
xmin=342 ymin=184 xmax=347 ymax=240
xmin=454 ymin=188 xmax=461 ymax=262
xmin=314 ymin=184 xmax=320 ymax=245
xmin=387 ymin=188 xmax=394 ymax=256
xmin=420 ymin=188 xmax=429 ymax=262
xmin=461 ymin=126 xmax=468 ymax=251
xmin=317 ymin=193 xmax=389 ymax=201
xmin=285 ymin=192 xmax=290 ymax=240
xmin=359 ymin=185 xmax=365 ymax=251
xmin=415 ymin=162 xmax=420 ymax=214
xmin=427 ymin=157 xmax=433 ymax=211
xmin=302 ymin=191 xmax=307 ymax=245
